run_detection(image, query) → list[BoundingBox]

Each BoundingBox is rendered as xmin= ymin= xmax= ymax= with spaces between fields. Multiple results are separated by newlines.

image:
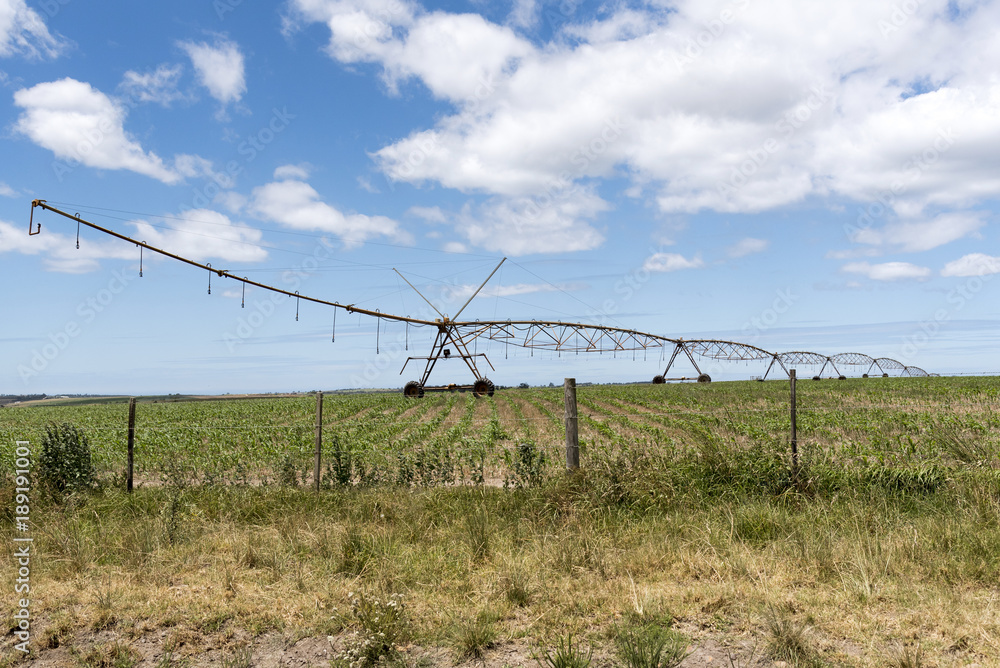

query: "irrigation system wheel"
xmin=652 ymin=375 xmax=665 ymax=384
xmin=697 ymin=374 xmax=712 ymax=383
xmin=403 ymin=381 xmax=425 ymax=398
xmin=472 ymin=378 xmax=495 ymax=397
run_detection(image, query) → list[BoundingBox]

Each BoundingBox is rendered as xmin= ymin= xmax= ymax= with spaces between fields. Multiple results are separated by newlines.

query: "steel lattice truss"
xmin=457 ymin=321 xmax=665 ymax=353
xmin=27 ymin=200 xmax=931 ymax=396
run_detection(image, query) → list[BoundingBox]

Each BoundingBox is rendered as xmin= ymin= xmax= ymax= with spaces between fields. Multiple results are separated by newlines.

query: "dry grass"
xmin=2 ymin=478 xmax=999 ymax=667
xmin=4 ymin=377 xmax=1000 ymax=666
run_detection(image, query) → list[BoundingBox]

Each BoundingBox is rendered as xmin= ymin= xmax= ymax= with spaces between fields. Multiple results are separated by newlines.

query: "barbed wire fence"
xmin=4 ymin=374 xmax=997 ymax=491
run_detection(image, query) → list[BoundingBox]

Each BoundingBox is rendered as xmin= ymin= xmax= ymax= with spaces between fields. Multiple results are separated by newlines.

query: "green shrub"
xmin=39 ymin=422 xmax=93 ymax=494
xmin=504 ymin=441 xmax=547 ymax=489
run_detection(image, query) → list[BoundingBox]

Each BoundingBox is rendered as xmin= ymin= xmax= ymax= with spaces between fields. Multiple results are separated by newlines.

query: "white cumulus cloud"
xmin=941 ymin=253 xmax=1000 ymax=277
xmin=273 ymin=163 xmax=311 ymax=180
xmin=13 ymin=78 xmax=183 ymax=184
xmin=0 ymin=0 xmax=67 ymax=59
xmin=287 ymin=0 xmax=530 ymax=100
xmin=842 ymin=261 xmax=931 ymax=281
xmin=290 ymin=0 xmax=1000 ymax=256
xmin=131 ymin=209 xmax=268 ymax=265
xmin=179 ymin=37 xmax=246 ymax=107
xmin=249 ymin=176 xmax=411 ymax=248
xmin=0 ymin=209 xmax=267 ymax=273
xmin=452 ymin=190 xmax=607 ymax=256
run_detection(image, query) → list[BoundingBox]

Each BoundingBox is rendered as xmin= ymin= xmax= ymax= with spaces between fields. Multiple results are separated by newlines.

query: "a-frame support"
xmin=396 ymin=258 xmax=505 ymax=397
xmin=652 ymin=340 xmax=711 ymax=384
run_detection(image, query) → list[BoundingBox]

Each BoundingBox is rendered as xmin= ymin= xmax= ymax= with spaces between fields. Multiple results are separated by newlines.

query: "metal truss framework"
xmin=27 ymin=200 xmax=930 ymax=395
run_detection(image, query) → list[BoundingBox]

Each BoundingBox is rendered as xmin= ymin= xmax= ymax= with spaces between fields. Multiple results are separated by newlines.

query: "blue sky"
xmin=2 ymin=0 xmax=1000 ymax=394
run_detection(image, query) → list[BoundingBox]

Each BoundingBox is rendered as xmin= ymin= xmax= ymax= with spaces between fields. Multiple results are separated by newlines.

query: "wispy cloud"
xmin=842 ymin=261 xmax=931 ymax=282
xmin=643 ymin=252 xmax=704 ymax=273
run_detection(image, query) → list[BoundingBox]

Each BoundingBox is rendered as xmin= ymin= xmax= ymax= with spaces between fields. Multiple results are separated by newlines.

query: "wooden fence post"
xmin=314 ymin=392 xmax=323 ymax=492
xmin=127 ymin=397 xmax=136 ymax=493
xmin=789 ymin=369 xmax=799 ymax=481
xmin=564 ymin=378 xmax=579 ymax=471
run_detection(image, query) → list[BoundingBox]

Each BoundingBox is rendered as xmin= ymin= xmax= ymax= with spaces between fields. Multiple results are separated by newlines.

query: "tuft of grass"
xmin=153 ymin=650 xmax=191 ymax=668
xmin=499 ymin=566 xmax=533 ymax=607
xmin=40 ymin=612 xmax=75 ymax=649
xmin=892 ymin=643 xmax=924 ymax=668
xmin=464 ymin=507 xmax=492 ymax=562
xmin=936 ymin=423 xmax=995 ymax=467
xmin=457 ymin=611 xmax=499 ymax=659
xmin=729 ymin=504 xmax=788 ymax=545
xmin=220 ymin=647 xmax=252 ymax=668
xmin=76 ymin=641 xmax=140 ymax=668
xmin=614 ymin=624 xmax=690 ymax=668
xmin=536 ymin=634 xmax=593 ymax=668
xmin=337 ymin=524 xmax=386 ymax=575
xmin=91 ymin=582 xmax=118 ymax=631
xmin=764 ymin=606 xmax=820 ymax=667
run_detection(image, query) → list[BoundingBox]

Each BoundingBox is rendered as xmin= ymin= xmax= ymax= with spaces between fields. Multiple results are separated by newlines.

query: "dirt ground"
xmin=10 ymin=622 xmax=817 ymax=667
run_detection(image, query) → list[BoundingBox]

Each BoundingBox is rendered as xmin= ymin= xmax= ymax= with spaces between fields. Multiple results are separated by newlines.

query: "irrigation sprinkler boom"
xmin=26 ymin=200 xmax=929 ymax=394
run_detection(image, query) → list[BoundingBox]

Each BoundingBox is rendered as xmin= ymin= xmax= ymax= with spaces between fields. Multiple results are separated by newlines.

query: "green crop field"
xmin=2 ymin=376 xmax=1000 ymax=667
xmin=3 ymin=376 xmax=998 ymax=488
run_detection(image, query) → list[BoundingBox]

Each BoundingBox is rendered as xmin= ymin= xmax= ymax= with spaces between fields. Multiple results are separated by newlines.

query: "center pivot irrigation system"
xmin=27 ymin=200 xmax=930 ymax=396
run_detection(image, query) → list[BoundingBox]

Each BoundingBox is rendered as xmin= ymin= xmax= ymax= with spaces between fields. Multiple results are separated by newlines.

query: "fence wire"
xmin=3 ymin=381 xmax=998 ymax=487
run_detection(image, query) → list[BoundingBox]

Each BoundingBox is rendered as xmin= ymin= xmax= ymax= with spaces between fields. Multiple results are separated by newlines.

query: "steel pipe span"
xmin=27 ymin=200 xmax=930 ymax=392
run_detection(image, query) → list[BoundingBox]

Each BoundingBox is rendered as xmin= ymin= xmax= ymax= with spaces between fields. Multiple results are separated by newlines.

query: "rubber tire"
xmin=838 ymin=375 xmax=847 ymax=380
xmin=697 ymin=374 xmax=711 ymax=384
xmin=472 ymin=378 xmax=493 ymax=398
xmin=862 ymin=374 xmax=869 ymax=379
xmin=812 ymin=376 xmax=821 ymax=381
xmin=403 ymin=381 xmax=424 ymax=398
xmin=652 ymin=375 xmax=665 ymax=384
